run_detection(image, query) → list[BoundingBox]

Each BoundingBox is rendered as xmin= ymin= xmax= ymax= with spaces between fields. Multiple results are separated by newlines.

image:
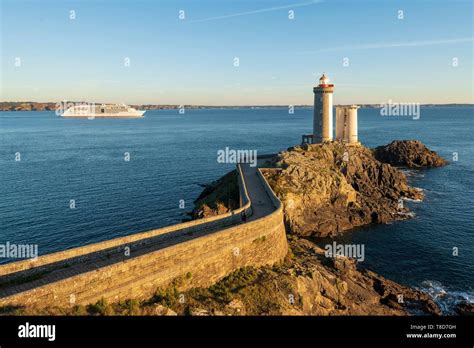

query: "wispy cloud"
xmin=188 ymin=0 xmax=323 ymax=23
xmin=299 ymin=37 xmax=474 ymax=53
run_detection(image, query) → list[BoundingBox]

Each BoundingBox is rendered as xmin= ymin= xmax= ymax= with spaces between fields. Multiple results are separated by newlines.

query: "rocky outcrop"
xmin=159 ymin=141 xmax=444 ymax=316
xmin=263 ymin=142 xmax=425 ymax=237
xmin=8 ymin=140 xmax=446 ymax=316
xmin=7 ymin=235 xmax=441 ymax=316
xmin=144 ymin=238 xmax=440 ymax=316
xmin=374 ymin=140 xmax=448 ymax=168
xmin=190 ymin=170 xmax=240 ymax=219
xmin=192 ymin=141 xmax=447 ymax=239
xmin=454 ymin=301 xmax=474 ymax=316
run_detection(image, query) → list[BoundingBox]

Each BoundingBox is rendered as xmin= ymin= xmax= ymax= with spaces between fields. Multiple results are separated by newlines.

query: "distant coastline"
xmin=0 ymin=101 xmax=472 ymax=112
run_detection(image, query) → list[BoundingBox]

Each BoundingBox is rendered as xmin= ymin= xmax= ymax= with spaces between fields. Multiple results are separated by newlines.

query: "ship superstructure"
xmin=61 ymin=104 xmax=145 ymax=118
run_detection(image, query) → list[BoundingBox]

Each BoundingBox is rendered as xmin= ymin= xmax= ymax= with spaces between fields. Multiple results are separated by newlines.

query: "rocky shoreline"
xmin=8 ymin=140 xmax=470 ymax=316
xmin=193 ymin=140 xmax=447 ymax=238
xmin=182 ymin=140 xmax=464 ymax=316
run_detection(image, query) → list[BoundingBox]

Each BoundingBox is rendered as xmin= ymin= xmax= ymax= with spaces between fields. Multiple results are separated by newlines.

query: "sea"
xmin=0 ymin=107 xmax=472 ymax=313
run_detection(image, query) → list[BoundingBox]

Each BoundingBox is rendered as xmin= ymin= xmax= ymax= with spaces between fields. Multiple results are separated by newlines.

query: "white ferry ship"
xmin=61 ymin=103 xmax=145 ymax=118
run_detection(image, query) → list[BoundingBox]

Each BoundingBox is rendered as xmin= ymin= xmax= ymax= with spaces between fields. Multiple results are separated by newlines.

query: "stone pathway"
xmin=0 ymin=162 xmax=277 ymax=299
xmin=241 ymin=161 xmax=275 ymax=220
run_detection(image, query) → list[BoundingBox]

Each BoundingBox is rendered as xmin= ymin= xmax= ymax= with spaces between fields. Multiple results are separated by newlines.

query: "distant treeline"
xmin=0 ymin=101 xmax=472 ymax=112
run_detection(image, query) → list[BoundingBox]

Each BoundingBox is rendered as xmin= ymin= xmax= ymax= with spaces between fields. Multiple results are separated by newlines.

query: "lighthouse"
xmin=313 ymin=74 xmax=334 ymax=143
xmin=335 ymin=105 xmax=359 ymax=144
xmin=301 ymin=73 xmax=360 ymax=146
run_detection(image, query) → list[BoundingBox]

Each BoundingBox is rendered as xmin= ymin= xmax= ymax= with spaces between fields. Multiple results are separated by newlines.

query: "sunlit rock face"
xmin=263 ymin=141 xmax=435 ymax=237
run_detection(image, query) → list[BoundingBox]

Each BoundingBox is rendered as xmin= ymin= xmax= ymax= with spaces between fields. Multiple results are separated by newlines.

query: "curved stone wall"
xmin=0 ymin=165 xmax=252 ymax=278
xmin=0 ymin=164 xmax=287 ymax=309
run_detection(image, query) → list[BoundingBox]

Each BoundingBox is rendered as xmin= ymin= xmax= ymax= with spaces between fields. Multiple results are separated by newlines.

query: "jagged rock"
xmin=171 ymin=238 xmax=440 ymax=316
xmin=263 ymin=142 xmax=428 ymax=237
xmin=373 ymin=140 xmax=448 ymax=168
xmin=153 ymin=304 xmax=177 ymax=316
xmin=332 ymin=256 xmax=356 ymax=275
xmin=225 ymin=299 xmax=245 ymax=315
xmin=454 ymin=301 xmax=474 ymax=316
xmin=182 ymin=140 xmax=445 ymax=316
xmin=189 ymin=307 xmax=210 ymax=316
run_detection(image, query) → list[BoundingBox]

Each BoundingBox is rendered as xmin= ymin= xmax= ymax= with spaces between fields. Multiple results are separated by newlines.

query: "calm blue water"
xmin=0 ymin=107 xmax=473 ymax=311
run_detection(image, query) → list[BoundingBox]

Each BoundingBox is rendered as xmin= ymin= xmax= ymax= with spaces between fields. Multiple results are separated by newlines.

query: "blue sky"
xmin=1 ymin=0 xmax=472 ymax=105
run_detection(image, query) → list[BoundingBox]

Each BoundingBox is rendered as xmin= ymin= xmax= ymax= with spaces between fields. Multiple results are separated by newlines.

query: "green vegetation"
xmin=207 ymin=267 xmax=259 ymax=302
xmin=193 ymin=170 xmax=240 ymax=216
xmin=1 ymin=263 xmax=299 ymax=316
xmin=118 ymin=299 xmax=141 ymax=315
xmin=84 ymin=298 xmax=141 ymax=316
xmin=71 ymin=304 xmax=88 ymax=316
xmin=150 ymin=285 xmax=180 ymax=307
xmin=86 ymin=298 xmax=109 ymax=315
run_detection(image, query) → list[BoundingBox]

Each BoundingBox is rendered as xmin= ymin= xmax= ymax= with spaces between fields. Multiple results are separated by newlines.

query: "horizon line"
xmin=1 ymin=101 xmax=473 ymax=107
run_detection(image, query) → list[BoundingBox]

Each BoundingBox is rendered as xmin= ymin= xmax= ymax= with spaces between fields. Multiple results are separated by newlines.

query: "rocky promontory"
xmin=263 ymin=141 xmax=438 ymax=237
xmin=193 ymin=140 xmax=447 ymax=238
xmin=10 ymin=140 xmax=448 ymax=316
xmin=15 ymin=236 xmax=441 ymax=316
xmin=141 ymin=237 xmax=441 ymax=316
xmin=176 ymin=140 xmax=448 ymax=316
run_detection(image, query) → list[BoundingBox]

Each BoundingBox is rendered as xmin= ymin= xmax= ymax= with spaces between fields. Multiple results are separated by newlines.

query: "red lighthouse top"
xmin=318 ymin=73 xmax=334 ymax=87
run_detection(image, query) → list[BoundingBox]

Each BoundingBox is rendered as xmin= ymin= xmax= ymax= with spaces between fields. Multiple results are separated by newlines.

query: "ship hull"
xmin=61 ymin=114 xmax=145 ymax=118
xmin=61 ymin=110 xmax=146 ymax=118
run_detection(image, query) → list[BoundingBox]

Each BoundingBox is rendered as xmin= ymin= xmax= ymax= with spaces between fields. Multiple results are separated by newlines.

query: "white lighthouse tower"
xmin=313 ymin=74 xmax=334 ymax=143
xmin=301 ymin=73 xmax=360 ymax=145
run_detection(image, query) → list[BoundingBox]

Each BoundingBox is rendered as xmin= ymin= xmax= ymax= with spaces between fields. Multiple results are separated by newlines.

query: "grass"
xmin=208 ymin=267 xmax=260 ymax=303
xmin=86 ymin=298 xmax=109 ymax=315
xmin=1 ymin=264 xmax=298 ymax=316
xmin=150 ymin=285 xmax=180 ymax=307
